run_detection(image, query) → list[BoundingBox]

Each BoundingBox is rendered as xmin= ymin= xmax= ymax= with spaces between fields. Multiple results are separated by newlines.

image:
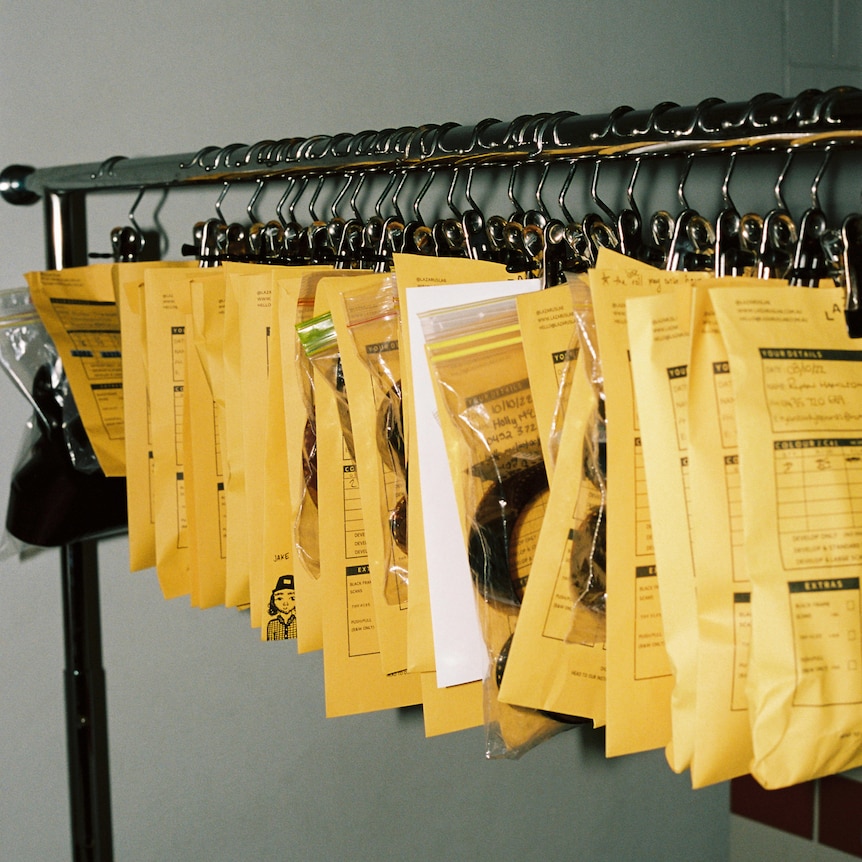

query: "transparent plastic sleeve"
xmin=547 ymin=279 xmax=595 ymax=466
xmin=341 ymin=277 xmax=408 ymax=604
xmin=422 ymin=295 xmax=575 ymax=757
xmin=0 ymin=287 xmax=127 ymax=554
xmin=296 ymin=312 xmax=354 ymax=459
xmin=565 ymin=298 xmax=608 ymax=645
xmin=0 ymin=287 xmax=100 ymax=474
xmin=293 ymin=294 xmax=322 ymax=577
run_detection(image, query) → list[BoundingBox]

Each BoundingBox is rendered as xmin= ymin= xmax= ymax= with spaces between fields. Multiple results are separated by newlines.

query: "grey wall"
xmin=0 ymin=2 xmax=855 ymax=860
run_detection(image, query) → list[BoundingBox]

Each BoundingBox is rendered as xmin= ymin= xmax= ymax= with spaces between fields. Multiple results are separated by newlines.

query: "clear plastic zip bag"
xmin=0 ymin=287 xmax=127 ymax=553
xmin=341 ymin=277 xmax=409 ymax=605
xmin=422 ymin=294 xmax=575 ymax=758
xmin=292 ymin=291 xmax=322 ymax=577
xmin=564 ymin=294 xmax=607 ymax=645
xmin=296 ymin=312 xmax=354 ymax=460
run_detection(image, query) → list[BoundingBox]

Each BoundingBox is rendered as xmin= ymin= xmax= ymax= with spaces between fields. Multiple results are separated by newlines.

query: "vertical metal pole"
xmin=44 ymin=190 xmax=88 ymax=271
xmin=61 ymin=540 xmax=113 ymax=862
xmin=45 ymin=190 xmax=114 ymax=862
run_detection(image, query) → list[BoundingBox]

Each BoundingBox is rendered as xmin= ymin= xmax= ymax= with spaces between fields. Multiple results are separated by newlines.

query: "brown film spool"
xmin=377 ymin=381 xmax=408 ymax=554
xmin=569 ymin=505 xmax=606 ymax=614
xmin=389 ymin=494 xmax=408 ymax=553
xmin=467 ymin=462 xmax=549 ymax=607
xmin=375 ymin=380 xmax=405 ymax=478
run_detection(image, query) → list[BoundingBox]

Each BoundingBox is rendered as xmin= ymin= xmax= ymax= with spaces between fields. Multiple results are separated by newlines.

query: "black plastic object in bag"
xmin=6 ymin=362 xmax=127 ymax=547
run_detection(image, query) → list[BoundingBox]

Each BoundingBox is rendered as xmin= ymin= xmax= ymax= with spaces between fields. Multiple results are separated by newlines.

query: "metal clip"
xmin=841 ymin=214 xmax=862 ymax=336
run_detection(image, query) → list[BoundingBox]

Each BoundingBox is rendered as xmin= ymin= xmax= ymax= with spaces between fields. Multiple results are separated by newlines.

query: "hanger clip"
xmin=841 ymin=214 xmax=862 ymax=337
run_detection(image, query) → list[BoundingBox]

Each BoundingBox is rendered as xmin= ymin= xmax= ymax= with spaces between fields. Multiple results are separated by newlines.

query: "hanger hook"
xmin=180 ymin=146 xmax=219 ymax=171
xmin=276 ymin=175 xmax=308 ymax=227
xmin=464 ymin=165 xmax=480 ymax=213
xmin=374 ymin=171 xmax=398 ymax=219
xmin=446 ymin=167 xmax=462 ymax=217
xmin=151 ymin=187 xmax=170 ymax=257
xmin=295 ymin=134 xmax=332 ymax=162
xmin=275 ymin=176 xmax=296 ymax=226
xmin=308 ymin=175 xmax=325 ymax=223
xmin=114 ymin=187 xmax=147 ymax=260
xmin=721 ymin=150 xmax=739 ymax=211
xmin=689 ymin=97 xmax=725 ymax=135
xmin=290 ymin=176 xmax=309 ymax=221
xmin=215 ymin=181 xmax=230 ymax=223
xmin=810 ymin=146 xmax=833 ymax=210
xmin=390 ymin=170 xmax=408 ymax=224
xmin=92 ymin=155 xmax=127 ymax=181
xmin=242 ymin=140 xmax=277 ymax=167
xmin=535 ymin=161 xmax=552 ymax=217
xmin=274 ymin=138 xmax=304 ymax=164
xmin=119 ymin=187 xmax=170 ymax=257
xmin=539 ymin=110 xmax=578 ymax=148
xmin=212 ymin=143 xmax=246 ymax=171
xmin=558 ymin=160 xmax=578 ymax=224
xmin=590 ymin=159 xmax=616 ymax=223
xmin=350 ymin=172 xmax=367 ymax=221
xmin=318 ymin=132 xmax=348 ymax=162
xmin=625 ymin=157 xmax=642 ymax=223
xmin=414 ymin=125 xmax=443 ymax=159
xmin=128 ymin=187 xmax=146 ymax=234
xmin=330 ymin=173 xmax=353 ymax=220
xmin=677 ymin=153 xmax=694 ymax=210
xmin=507 ymin=163 xmax=525 ymax=217
xmin=413 ymin=168 xmax=435 ymax=224
xmin=247 ymin=177 xmax=265 ymax=224
xmin=774 ymin=149 xmax=794 ymax=211
xmin=460 ymin=117 xmax=496 ymax=155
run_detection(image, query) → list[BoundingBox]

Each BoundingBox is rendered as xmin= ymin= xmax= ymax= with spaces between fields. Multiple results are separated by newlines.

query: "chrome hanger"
xmin=840 ymin=212 xmax=862 ymax=336
xmin=276 ymin=175 xmax=308 ymax=263
xmin=756 ymin=150 xmax=798 ymax=279
xmin=400 ymin=169 xmax=436 ymax=256
xmin=666 ymin=154 xmax=714 ymax=271
xmin=616 ymin=158 xmax=646 ymax=261
xmin=714 ymin=150 xmax=762 ymax=276
xmin=789 ymin=147 xmax=832 ymax=286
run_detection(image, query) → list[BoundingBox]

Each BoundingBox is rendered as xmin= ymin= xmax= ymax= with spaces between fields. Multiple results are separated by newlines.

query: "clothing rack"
xmin=4 ymin=85 xmax=862 ymax=862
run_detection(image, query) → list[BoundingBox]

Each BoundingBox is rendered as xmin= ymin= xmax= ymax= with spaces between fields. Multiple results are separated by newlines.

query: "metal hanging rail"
xmin=3 ymin=87 xmax=862 ymax=203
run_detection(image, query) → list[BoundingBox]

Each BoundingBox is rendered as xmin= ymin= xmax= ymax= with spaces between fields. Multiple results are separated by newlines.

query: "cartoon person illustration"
xmin=266 ymin=574 xmax=297 ymax=641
